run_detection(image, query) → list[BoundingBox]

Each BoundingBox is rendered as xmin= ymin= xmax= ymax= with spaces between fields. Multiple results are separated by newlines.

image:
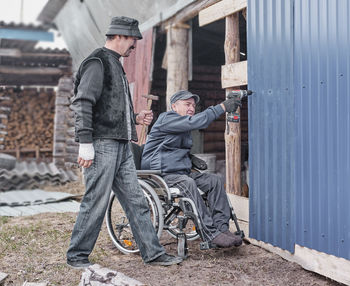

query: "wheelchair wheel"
xmin=106 ymin=180 xmax=164 ymax=254
xmin=165 ymin=207 xmax=200 ymax=241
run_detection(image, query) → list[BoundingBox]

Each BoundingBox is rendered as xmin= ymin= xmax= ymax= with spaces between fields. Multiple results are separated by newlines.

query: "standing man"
xmin=141 ymin=90 xmax=243 ymax=248
xmin=67 ymin=16 xmax=182 ymax=268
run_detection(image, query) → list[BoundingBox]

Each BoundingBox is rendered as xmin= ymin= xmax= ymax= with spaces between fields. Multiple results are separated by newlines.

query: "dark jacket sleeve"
xmin=70 ymin=59 xmax=104 ymax=143
xmin=159 ymin=104 xmax=225 ymax=134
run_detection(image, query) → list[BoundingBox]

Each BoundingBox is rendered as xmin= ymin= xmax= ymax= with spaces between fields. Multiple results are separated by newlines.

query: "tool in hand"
xmin=226 ymin=90 xmax=253 ymax=134
xmin=139 ymin=94 xmax=159 ymax=145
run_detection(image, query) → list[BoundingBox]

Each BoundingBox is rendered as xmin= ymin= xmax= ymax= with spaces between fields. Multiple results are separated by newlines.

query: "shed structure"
xmin=38 ymin=0 xmax=350 ymax=284
xmin=0 ymin=21 xmax=72 ymax=164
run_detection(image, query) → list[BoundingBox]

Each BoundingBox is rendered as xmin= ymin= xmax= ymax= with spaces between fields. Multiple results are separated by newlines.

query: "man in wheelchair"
xmin=141 ymin=90 xmax=243 ymax=248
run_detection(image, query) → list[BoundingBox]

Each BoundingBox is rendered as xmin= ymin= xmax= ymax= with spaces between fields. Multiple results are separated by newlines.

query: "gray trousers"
xmin=163 ymin=172 xmax=231 ymax=241
xmin=67 ymin=139 xmax=165 ymax=263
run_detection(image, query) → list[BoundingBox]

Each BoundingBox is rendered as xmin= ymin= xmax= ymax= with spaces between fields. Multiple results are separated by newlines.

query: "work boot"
xmin=223 ymin=230 xmax=243 ymax=247
xmin=211 ymin=232 xmax=237 ymax=248
xmin=67 ymin=259 xmax=92 ymax=269
xmin=146 ymin=253 xmax=183 ymax=266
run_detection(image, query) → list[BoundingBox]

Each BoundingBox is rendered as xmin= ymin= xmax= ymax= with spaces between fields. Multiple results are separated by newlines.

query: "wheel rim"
xmin=106 ymin=181 xmax=163 ymax=254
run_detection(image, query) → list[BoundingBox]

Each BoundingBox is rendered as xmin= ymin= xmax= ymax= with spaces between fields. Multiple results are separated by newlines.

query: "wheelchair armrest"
xmin=136 ymin=169 xmax=162 ymax=175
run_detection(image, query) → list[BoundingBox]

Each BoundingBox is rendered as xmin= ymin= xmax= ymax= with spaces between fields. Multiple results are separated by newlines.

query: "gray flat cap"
xmin=170 ymin=90 xmax=200 ymax=105
xmin=106 ymin=16 xmax=142 ymax=39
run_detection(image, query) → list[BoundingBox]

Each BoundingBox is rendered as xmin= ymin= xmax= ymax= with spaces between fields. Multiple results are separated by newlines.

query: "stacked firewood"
xmin=1 ymin=87 xmax=55 ymax=152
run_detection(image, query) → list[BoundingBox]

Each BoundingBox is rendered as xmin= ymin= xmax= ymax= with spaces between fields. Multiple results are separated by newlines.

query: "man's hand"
xmin=78 ymin=143 xmax=94 ymax=168
xmin=136 ymin=110 xmax=153 ymax=125
xmin=221 ymin=97 xmax=242 ymax=113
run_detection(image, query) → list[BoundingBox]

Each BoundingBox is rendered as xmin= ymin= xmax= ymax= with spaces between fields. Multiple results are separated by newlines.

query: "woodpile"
xmin=0 ymin=87 xmax=55 ymax=159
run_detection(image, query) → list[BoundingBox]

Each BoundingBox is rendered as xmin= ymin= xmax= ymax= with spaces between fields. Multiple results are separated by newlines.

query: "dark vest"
xmin=74 ymin=48 xmax=138 ymax=142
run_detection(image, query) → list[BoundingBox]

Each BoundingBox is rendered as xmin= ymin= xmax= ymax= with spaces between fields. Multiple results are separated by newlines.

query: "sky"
xmin=0 ymin=0 xmax=67 ymax=49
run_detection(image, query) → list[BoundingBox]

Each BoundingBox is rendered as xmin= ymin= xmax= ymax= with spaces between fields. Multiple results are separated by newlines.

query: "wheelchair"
xmin=105 ymin=143 xmax=244 ymax=258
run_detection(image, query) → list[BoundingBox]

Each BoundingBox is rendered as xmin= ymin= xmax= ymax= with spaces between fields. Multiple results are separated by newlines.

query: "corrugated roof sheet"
xmin=0 ymin=161 xmax=78 ymax=191
xmin=0 ymin=189 xmax=80 ymax=216
xmin=0 ymin=189 xmax=78 ymax=206
xmin=0 ymin=201 xmax=80 ymax=216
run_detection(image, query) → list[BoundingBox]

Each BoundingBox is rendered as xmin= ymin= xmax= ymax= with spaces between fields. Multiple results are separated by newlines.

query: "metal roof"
xmin=0 ymin=201 xmax=80 ymax=216
xmin=37 ymin=0 xmax=197 ymax=69
xmin=0 ymin=161 xmax=78 ymax=191
xmin=0 ymin=189 xmax=77 ymax=206
xmin=0 ymin=21 xmax=71 ymax=86
xmin=0 ymin=189 xmax=80 ymax=216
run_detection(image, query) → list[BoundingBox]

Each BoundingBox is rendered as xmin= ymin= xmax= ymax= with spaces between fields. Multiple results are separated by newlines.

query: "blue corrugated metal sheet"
xmin=0 ymin=28 xmax=53 ymax=42
xmin=294 ymin=0 xmax=350 ymax=260
xmin=248 ymin=0 xmax=350 ymax=259
xmin=248 ymin=0 xmax=295 ymax=253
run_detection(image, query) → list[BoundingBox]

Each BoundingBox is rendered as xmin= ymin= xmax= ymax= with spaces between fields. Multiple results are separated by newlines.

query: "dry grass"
xmin=0 ymin=178 xmax=342 ymax=286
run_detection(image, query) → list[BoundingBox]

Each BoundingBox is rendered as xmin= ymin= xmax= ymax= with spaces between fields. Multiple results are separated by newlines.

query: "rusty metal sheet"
xmin=123 ymin=28 xmax=155 ymax=141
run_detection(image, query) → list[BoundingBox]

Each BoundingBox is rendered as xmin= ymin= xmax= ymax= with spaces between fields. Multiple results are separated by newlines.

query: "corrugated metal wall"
xmin=247 ymin=0 xmax=295 ymax=253
xmin=294 ymin=0 xmax=350 ymax=260
xmin=248 ymin=0 xmax=350 ymax=259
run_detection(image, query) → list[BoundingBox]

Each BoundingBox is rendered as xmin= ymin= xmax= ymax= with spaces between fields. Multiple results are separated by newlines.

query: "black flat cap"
xmin=170 ymin=90 xmax=200 ymax=105
xmin=106 ymin=16 xmax=142 ymax=39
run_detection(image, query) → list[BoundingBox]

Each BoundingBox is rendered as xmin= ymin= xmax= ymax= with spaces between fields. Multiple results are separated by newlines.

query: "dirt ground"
xmin=0 ymin=179 xmax=344 ymax=286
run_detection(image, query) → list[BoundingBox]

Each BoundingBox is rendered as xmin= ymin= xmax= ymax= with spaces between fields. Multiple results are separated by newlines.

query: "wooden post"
xmin=16 ymin=146 xmax=20 ymax=160
xmin=224 ymin=13 xmax=241 ymax=195
xmin=35 ymin=145 xmax=40 ymax=160
xmin=166 ymin=24 xmax=189 ymax=110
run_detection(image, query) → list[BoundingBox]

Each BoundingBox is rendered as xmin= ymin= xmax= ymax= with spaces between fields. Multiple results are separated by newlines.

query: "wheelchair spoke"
xmin=106 ymin=180 xmax=164 ymax=254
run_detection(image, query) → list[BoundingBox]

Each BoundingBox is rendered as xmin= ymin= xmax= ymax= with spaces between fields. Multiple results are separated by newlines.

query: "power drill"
xmin=226 ymin=90 xmax=253 ymax=124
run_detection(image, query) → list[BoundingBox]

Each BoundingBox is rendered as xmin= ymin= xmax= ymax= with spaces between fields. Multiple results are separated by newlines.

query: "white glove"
xmin=79 ymin=143 xmax=95 ymax=160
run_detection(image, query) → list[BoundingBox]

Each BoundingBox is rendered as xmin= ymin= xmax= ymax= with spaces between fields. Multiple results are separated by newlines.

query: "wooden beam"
xmin=161 ymin=0 xmax=221 ymax=31
xmin=224 ymin=13 xmax=241 ymax=195
xmin=221 ymin=60 xmax=247 ymax=88
xmin=199 ymin=0 xmax=247 ymax=27
xmin=0 ymin=66 xmax=63 ymax=76
xmin=0 ymin=48 xmax=21 ymax=57
xmin=166 ymin=25 xmax=189 ymax=110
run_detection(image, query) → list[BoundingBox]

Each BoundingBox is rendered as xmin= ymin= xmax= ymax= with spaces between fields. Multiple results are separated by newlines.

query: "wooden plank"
xmin=199 ymin=0 xmax=247 ymax=27
xmin=221 ymin=60 xmax=247 ymax=88
xmin=0 ymin=66 xmax=62 ymax=76
xmin=166 ymin=25 xmax=189 ymax=110
xmin=0 ymin=48 xmax=21 ymax=57
xmin=248 ymin=239 xmax=350 ymax=286
xmin=160 ymin=0 xmax=221 ymax=31
xmin=224 ymin=13 xmax=241 ymax=195
xmin=293 ymin=245 xmax=350 ymax=286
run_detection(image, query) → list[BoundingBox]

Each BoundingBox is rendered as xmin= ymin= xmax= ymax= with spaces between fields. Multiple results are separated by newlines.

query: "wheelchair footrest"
xmin=235 ymin=230 xmax=245 ymax=239
xmin=200 ymin=241 xmax=219 ymax=250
